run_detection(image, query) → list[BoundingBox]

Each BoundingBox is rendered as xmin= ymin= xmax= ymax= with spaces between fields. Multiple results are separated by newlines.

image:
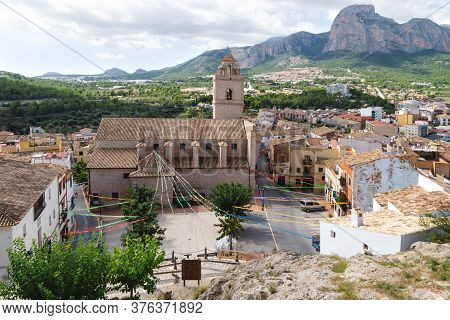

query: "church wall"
xmin=178 ymin=168 xmax=250 ymax=195
xmin=88 ymin=168 xmax=133 ymax=198
xmin=89 ymin=168 xmax=252 ymax=208
xmin=130 ymin=177 xmax=173 ymax=207
xmin=142 ymin=138 xmax=247 ymax=159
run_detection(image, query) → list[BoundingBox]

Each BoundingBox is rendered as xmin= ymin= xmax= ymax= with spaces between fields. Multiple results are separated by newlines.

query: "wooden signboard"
xmin=181 ymin=259 xmax=201 ymax=286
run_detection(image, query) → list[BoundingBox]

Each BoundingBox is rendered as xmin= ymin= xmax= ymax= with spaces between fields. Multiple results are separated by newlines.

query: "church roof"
xmin=222 ymin=54 xmax=236 ymax=62
xmin=87 ymin=148 xmax=137 ymax=169
xmin=96 ymin=118 xmax=247 ymax=141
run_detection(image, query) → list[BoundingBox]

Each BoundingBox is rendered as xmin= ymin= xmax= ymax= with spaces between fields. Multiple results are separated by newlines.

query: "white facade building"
xmin=326 ymin=84 xmax=351 ymax=97
xmin=321 ymin=184 xmax=449 ymax=258
xmin=399 ymin=124 xmax=428 ymax=137
xmin=325 ymin=150 xmax=419 ymax=217
xmin=439 ymin=114 xmax=450 ymax=126
xmin=398 ymin=100 xmax=420 ymax=115
xmin=31 ymin=152 xmax=72 ymax=169
xmin=0 ymin=158 xmax=67 ymax=280
xmin=360 ymin=106 xmax=383 ymax=121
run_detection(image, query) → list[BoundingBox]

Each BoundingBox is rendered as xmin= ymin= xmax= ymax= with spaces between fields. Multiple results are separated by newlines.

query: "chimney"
xmin=191 ymin=141 xmax=200 ymax=168
xmin=351 ymin=209 xmax=364 ymax=227
xmin=164 ymin=141 xmax=174 ymax=165
xmin=136 ymin=142 xmax=147 ymax=160
xmin=218 ymin=141 xmax=228 ymax=167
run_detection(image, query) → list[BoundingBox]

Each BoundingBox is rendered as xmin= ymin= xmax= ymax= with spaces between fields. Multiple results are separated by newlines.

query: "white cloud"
xmin=0 ymin=0 xmax=448 ymax=75
xmin=94 ymin=52 xmax=125 ymax=60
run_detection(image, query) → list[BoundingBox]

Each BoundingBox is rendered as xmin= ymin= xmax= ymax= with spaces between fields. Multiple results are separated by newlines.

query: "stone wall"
xmin=88 ymin=168 xmax=252 ymax=207
xmin=89 ymin=168 xmax=134 ymax=198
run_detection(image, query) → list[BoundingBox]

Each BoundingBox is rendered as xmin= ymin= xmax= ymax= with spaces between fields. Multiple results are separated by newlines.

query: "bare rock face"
xmin=324 ymin=4 xmax=450 ymax=53
xmin=228 ymin=32 xmax=328 ymax=69
xmin=199 ymin=242 xmax=450 ymax=300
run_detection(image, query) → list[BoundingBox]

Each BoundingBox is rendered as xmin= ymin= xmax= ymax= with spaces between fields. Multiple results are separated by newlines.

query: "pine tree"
xmin=121 ymin=185 xmax=165 ymax=246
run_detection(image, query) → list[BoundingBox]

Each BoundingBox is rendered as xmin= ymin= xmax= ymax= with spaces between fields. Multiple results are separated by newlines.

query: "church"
xmin=87 ymin=55 xmax=256 ymax=204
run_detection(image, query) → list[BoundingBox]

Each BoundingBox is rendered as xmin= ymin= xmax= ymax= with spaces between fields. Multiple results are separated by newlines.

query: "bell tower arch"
xmin=213 ymin=54 xmax=244 ymax=119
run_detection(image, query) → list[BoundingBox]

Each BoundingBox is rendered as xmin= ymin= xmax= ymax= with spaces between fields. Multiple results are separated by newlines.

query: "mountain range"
xmin=40 ymin=4 xmax=450 ymax=80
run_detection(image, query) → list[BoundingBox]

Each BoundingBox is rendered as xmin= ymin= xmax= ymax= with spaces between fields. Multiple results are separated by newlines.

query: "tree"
xmin=420 ymin=207 xmax=450 ymax=244
xmin=209 ymin=182 xmax=253 ymax=250
xmin=72 ymin=160 xmax=88 ymax=184
xmin=121 ymin=185 xmax=165 ymax=245
xmin=0 ymin=238 xmax=110 ymax=300
xmin=110 ymin=236 xmax=165 ymax=299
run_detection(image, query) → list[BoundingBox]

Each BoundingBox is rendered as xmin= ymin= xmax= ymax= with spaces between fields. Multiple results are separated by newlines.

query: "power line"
xmin=0 ymin=0 xmax=110 ymax=75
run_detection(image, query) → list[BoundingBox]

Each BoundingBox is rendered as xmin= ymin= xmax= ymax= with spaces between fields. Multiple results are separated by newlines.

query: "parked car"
xmin=299 ymin=199 xmax=325 ymax=212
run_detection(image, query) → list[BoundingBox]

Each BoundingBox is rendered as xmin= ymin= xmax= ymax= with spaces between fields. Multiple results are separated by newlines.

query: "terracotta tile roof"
xmin=87 ymin=148 xmax=137 ymax=169
xmin=338 ymin=150 xmax=389 ymax=168
xmin=311 ymin=126 xmax=335 ymax=136
xmin=96 ymin=118 xmax=247 ymax=141
xmin=373 ymin=185 xmax=450 ymax=216
xmin=0 ymin=157 xmax=60 ymax=226
xmin=373 ymin=185 xmax=424 ymax=210
xmin=367 ymin=120 xmax=396 ymax=127
xmin=306 ymin=138 xmax=329 ymax=149
xmin=268 ymin=135 xmax=306 ymax=147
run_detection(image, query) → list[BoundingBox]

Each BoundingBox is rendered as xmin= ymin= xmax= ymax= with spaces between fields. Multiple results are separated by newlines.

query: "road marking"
xmin=263 ymin=207 xmax=279 ymax=252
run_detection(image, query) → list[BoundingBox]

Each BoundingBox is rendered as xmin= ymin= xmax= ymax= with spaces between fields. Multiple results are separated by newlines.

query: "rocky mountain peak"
xmin=324 ymin=5 xmax=449 ymax=54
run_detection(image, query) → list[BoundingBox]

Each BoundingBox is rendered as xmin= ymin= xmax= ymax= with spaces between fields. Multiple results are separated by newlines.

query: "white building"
xmin=325 ymin=150 xmax=419 ymax=216
xmin=255 ymin=109 xmax=277 ymax=128
xmin=0 ymin=158 xmax=73 ymax=280
xmin=360 ymin=106 xmax=383 ymax=121
xmin=338 ymin=137 xmax=382 ymax=153
xmin=326 ymin=84 xmax=351 ymax=97
xmin=399 ymin=124 xmax=428 ymax=137
xmin=438 ymin=114 xmax=450 ymax=126
xmin=31 ymin=152 xmax=72 ymax=169
xmin=398 ymin=100 xmax=420 ymax=115
xmin=320 ymin=185 xmax=449 ymax=258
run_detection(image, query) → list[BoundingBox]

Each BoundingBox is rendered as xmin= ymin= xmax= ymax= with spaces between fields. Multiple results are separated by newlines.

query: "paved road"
xmin=72 ymin=184 xmax=99 ymax=243
xmin=237 ymin=153 xmax=325 ymax=255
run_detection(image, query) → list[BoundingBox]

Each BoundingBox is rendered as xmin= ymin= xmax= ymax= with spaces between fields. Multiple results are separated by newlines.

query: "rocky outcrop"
xmin=200 ymin=242 xmax=450 ymax=300
xmin=324 ymin=5 xmax=450 ymax=53
xmin=40 ymin=5 xmax=450 ymax=79
xmin=228 ymin=32 xmax=329 ymax=68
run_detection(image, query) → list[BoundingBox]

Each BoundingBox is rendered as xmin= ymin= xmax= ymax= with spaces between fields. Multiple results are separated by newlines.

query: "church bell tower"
xmin=213 ymin=54 xmax=244 ymax=119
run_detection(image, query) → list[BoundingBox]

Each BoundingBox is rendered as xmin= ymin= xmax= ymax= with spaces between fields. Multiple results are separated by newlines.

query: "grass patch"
xmin=376 ymin=281 xmax=407 ymax=300
xmin=192 ymin=285 xmax=209 ymax=300
xmin=223 ymin=289 xmax=232 ymax=300
xmin=268 ymin=270 xmax=281 ymax=277
xmin=429 ymin=258 xmax=450 ymax=281
xmin=336 ymin=281 xmax=359 ymax=300
xmin=268 ymin=283 xmax=277 ymax=295
xmin=332 ymin=260 xmax=348 ymax=273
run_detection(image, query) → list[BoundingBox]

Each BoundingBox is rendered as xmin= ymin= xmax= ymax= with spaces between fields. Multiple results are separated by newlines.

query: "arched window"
xmin=226 ymin=89 xmax=232 ymax=100
xmin=227 ymin=65 xmax=232 ymax=75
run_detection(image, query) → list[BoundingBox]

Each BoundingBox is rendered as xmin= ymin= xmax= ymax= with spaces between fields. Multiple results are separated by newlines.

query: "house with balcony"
xmin=0 ymin=157 xmax=66 ymax=280
xmin=324 ymin=150 xmax=418 ymax=217
xmin=269 ymin=136 xmax=340 ymax=193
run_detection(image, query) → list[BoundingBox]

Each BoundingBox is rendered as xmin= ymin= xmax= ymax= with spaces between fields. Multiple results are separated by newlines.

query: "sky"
xmin=0 ymin=0 xmax=448 ymax=76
